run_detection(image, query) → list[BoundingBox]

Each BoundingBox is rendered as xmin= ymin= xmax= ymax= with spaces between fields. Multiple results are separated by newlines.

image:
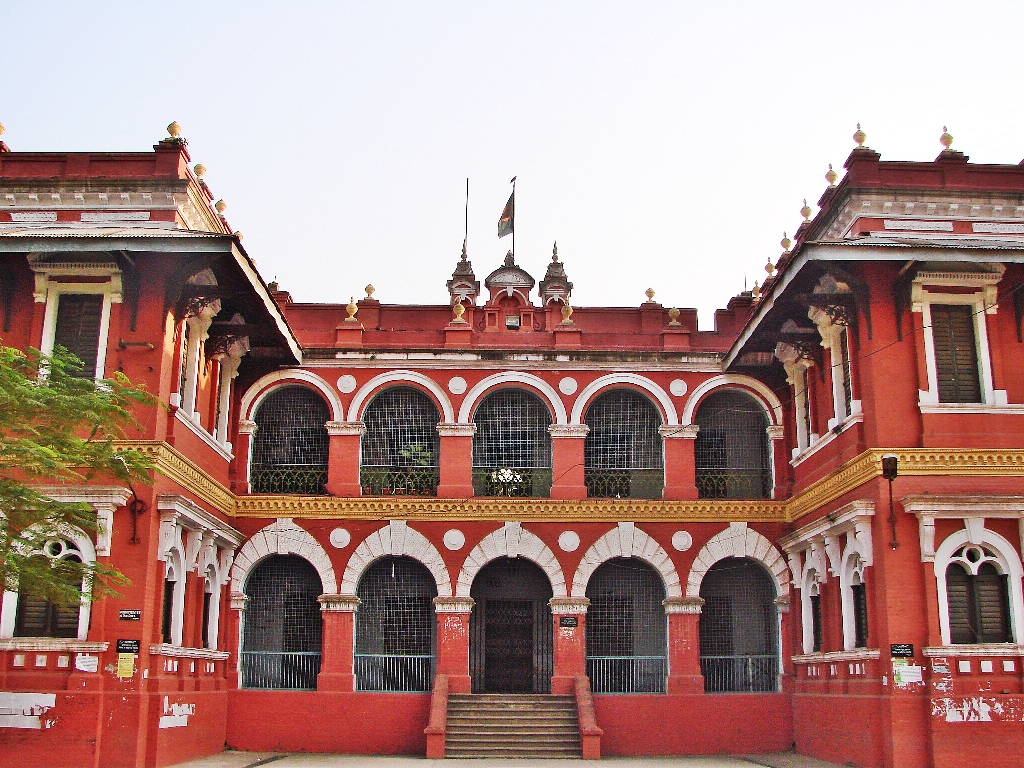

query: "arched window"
xmin=355 ymin=556 xmax=437 ymax=691
xmin=14 ymin=539 xmax=85 ymax=639
xmin=584 ymin=391 xmax=663 ymax=499
xmin=360 ymin=388 xmax=440 ymax=496
xmin=585 ymin=558 xmax=667 ymax=693
xmin=251 ymin=386 xmax=330 ymax=494
xmin=241 ymin=555 xmax=323 ymax=690
xmin=699 ymin=558 xmax=779 ymax=693
xmin=472 ymin=389 xmax=552 ymax=497
xmin=694 ymin=391 xmax=772 ymax=499
xmin=946 ymin=545 xmax=1011 ymax=644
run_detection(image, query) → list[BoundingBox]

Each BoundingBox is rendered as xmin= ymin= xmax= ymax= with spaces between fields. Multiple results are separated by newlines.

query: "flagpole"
xmin=465 ymin=178 xmax=469 ymax=252
xmin=511 ymin=176 xmax=516 ymax=259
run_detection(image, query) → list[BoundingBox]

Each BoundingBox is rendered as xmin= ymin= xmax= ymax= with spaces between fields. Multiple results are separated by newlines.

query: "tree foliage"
xmin=0 ymin=343 xmax=155 ymax=607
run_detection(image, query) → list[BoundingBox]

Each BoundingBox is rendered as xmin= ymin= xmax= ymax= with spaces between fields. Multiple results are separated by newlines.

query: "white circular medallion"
xmin=337 ymin=375 xmax=357 ymax=394
xmin=329 ymin=527 xmax=351 ymax=549
xmin=448 ymin=376 xmax=467 ymax=395
xmin=671 ymin=530 xmax=693 ymax=552
xmin=558 ymin=530 xmax=581 ymax=552
xmin=558 ymin=377 xmax=578 ymax=395
xmin=443 ymin=529 xmax=466 ymax=551
xmin=669 ymin=379 xmax=688 ymax=397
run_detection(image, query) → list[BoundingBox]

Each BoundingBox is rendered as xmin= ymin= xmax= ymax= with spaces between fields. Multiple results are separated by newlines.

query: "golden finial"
xmin=560 ymin=302 xmax=574 ymax=324
xmin=452 ymin=302 xmax=467 ymax=323
xmin=800 ymin=199 xmax=812 ymax=221
xmin=364 ymin=284 xmax=375 ymax=299
xmin=825 ymin=163 xmax=838 ymax=187
xmin=853 ymin=123 xmax=866 ymax=147
xmin=0 ymin=123 xmax=6 ymax=137
xmin=193 ymin=163 xmax=207 ymax=179
xmin=940 ymin=125 xmax=954 ymax=150
xmin=765 ymin=257 xmax=776 ymax=277
xmin=645 ymin=288 xmax=656 ymax=303
xmin=552 ymin=241 xmax=559 ymax=261
xmin=233 ymin=230 xmax=243 ymax=241
xmin=668 ymin=307 xmax=681 ymax=326
xmin=214 ymin=199 xmax=227 ymax=214
xmin=345 ymin=297 xmax=358 ymax=322
xmin=780 ymin=232 xmax=792 ymax=253
xmin=752 ymin=281 xmax=761 ymax=300
xmin=167 ymin=121 xmax=182 ymax=139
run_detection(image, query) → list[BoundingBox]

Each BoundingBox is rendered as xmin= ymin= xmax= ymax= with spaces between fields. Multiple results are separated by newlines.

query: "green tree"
xmin=0 ymin=343 xmax=154 ymax=609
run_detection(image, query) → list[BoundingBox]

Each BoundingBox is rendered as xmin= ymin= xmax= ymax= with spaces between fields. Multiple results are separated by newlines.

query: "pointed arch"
xmin=347 ymin=370 xmax=455 ymax=423
xmin=686 ymin=522 xmax=789 ymax=598
xmin=458 ymin=373 xmax=567 ymax=424
xmin=340 ymin=521 xmax=452 ymax=597
xmin=570 ymin=374 xmax=678 ymax=425
xmin=240 ymin=369 xmax=344 ymax=422
xmin=456 ymin=522 xmax=566 ymax=597
xmin=571 ymin=522 xmax=681 ymax=597
xmin=230 ymin=519 xmax=337 ymax=595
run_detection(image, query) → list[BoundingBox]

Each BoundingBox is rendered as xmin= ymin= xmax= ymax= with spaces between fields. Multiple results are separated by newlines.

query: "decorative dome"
xmin=484 ymin=251 xmax=535 ymax=302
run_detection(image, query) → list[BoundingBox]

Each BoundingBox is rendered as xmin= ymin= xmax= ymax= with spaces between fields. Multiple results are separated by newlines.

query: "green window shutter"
xmin=53 ymin=294 xmax=104 ymax=379
xmin=931 ymin=304 xmax=982 ymax=403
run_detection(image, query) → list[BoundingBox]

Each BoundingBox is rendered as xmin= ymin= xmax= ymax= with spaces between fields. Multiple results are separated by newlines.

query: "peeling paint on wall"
xmin=932 ymin=697 xmax=1024 ymax=723
xmin=0 ymin=693 xmax=57 ymax=729
xmin=159 ymin=697 xmax=195 ymax=729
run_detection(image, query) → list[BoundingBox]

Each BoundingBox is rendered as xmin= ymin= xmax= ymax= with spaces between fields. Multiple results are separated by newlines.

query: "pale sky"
xmin=3 ymin=2 xmax=1023 ymax=329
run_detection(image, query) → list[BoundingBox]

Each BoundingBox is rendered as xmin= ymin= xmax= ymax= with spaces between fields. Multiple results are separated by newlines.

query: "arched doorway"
xmin=470 ymin=557 xmax=553 ymax=693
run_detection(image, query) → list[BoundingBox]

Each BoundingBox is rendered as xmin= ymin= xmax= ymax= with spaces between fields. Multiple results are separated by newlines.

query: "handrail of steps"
xmin=574 ymin=674 xmax=604 ymax=760
xmin=424 ymin=673 xmax=449 ymax=759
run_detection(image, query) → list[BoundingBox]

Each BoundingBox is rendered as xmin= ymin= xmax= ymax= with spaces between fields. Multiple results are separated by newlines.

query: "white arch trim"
xmin=240 ymin=369 xmax=344 ymax=422
xmin=933 ymin=526 xmax=1024 ymax=646
xmin=569 ymin=374 xmax=678 ymax=426
xmin=340 ymin=521 xmax=453 ymax=597
xmin=458 ymin=373 xmax=568 ymax=424
xmin=456 ymin=522 xmax=567 ymax=597
xmin=681 ymin=374 xmax=783 ymax=426
xmin=686 ymin=522 xmax=790 ymax=598
xmin=347 ymin=370 xmax=455 ymax=423
xmin=570 ymin=522 xmax=681 ymax=597
xmin=230 ymin=518 xmax=338 ymax=595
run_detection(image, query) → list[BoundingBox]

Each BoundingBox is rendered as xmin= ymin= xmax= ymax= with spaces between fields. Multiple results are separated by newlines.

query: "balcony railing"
xmin=471 ymin=467 xmax=552 ymax=497
xmin=355 ymin=653 xmax=434 ymax=692
xmin=587 ymin=655 xmax=667 ymax=693
xmin=240 ymin=651 xmax=321 ymax=690
xmin=700 ymin=654 xmax=778 ymax=693
xmin=695 ymin=469 xmax=772 ymax=500
xmin=250 ymin=465 xmax=328 ymax=495
xmin=585 ymin=469 xmax=664 ymax=499
xmin=360 ymin=467 xmax=439 ymax=496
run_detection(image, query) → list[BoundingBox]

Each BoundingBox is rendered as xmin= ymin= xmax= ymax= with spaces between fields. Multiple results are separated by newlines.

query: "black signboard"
xmin=116 ymin=639 xmax=141 ymax=654
xmin=118 ymin=610 xmax=142 ymax=621
xmin=559 ymin=616 xmax=579 ymax=628
xmin=891 ymin=643 xmax=914 ymax=658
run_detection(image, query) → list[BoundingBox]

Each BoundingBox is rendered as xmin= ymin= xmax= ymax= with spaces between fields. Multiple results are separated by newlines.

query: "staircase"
xmin=444 ymin=694 xmax=583 ymax=759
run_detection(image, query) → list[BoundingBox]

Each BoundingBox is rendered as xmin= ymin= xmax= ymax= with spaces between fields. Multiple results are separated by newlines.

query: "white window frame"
xmin=162 ymin=553 xmax=187 ymax=647
xmin=775 ymin=342 xmax=818 ymax=457
xmin=800 ymin=567 xmax=823 ymax=654
xmin=913 ymin=269 xmax=1006 ymax=410
xmin=840 ymin=547 xmax=869 ymax=651
xmin=808 ymin=308 xmax=861 ymax=431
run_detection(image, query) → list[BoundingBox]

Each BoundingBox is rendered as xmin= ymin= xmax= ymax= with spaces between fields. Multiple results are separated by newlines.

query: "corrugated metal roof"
xmin=0 ymin=226 xmax=224 ymax=238
xmin=809 ymin=236 xmax=1024 ymax=250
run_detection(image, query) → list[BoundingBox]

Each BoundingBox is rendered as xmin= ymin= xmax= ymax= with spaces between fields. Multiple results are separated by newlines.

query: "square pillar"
xmin=317 ymin=594 xmax=360 ymax=691
xmin=767 ymin=425 xmax=787 ymax=500
xmin=664 ymin=596 xmax=705 ymax=694
xmin=434 ymin=597 xmax=474 ymax=693
xmin=325 ymin=421 xmax=365 ymax=496
xmin=661 ymin=425 xmax=699 ymax=500
xmin=226 ymin=592 xmax=247 ymax=689
xmin=437 ymin=424 xmax=476 ymax=499
xmin=549 ymin=425 xmax=589 ymax=500
xmin=232 ymin=420 xmax=256 ymax=494
xmin=549 ymin=597 xmax=590 ymax=694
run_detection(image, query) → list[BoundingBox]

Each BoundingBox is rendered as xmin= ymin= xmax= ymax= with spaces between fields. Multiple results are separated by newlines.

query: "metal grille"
xmin=694 ymin=391 xmax=771 ymax=499
xmin=360 ymin=387 xmax=440 ymax=495
xmin=355 ymin=556 xmax=437 ymax=691
xmin=251 ymin=386 xmax=330 ymax=494
xmin=698 ymin=557 xmax=779 ymax=693
xmin=241 ymin=555 xmax=323 ymax=690
xmin=584 ymin=390 xmax=664 ymax=499
xmin=585 ymin=558 xmax=667 ymax=693
xmin=472 ymin=389 xmax=552 ymax=497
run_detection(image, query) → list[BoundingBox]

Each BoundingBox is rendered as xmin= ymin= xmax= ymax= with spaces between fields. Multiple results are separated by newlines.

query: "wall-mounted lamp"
xmin=881 ymin=454 xmax=899 ymax=550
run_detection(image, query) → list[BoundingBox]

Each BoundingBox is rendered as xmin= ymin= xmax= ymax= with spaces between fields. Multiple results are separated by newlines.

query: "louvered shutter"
xmin=852 ymin=583 xmax=869 ymax=648
xmin=810 ymin=594 xmax=823 ymax=652
xmin=931 ymin=304 xmax=982 ymax=403
xmin=946 ymin=564 xmax=974 ymax=644
xmin=974 ymin=564 xmax=1011 ymax=643
xmin=14 ymin=594 xmax=51 ymax=636
xmin=53 ymin=294 xmax=104 ymax=379
xmin=839 ymin=327 xmax=854 ymax=414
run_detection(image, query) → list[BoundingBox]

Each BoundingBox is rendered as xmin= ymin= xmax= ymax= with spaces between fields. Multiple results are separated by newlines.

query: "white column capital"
xmin=663 ymin=596 xmax=705 ymax=614
xmin=325 ymin=421 xmax=366 ymax=436
xmin=548 ymin=424 xmax=590 ymax=439
xmin=660 ymin=424 xmax=699 ymax=439
xmin=433 ymin=596 xmax=475 ymax=613
xmin=549 ymin=597 xmax=590 ymax=614
xmin=436 ymin=423 xmax=477 ymax=437
xmin=319 ymin=594 xmax=361 ymax=612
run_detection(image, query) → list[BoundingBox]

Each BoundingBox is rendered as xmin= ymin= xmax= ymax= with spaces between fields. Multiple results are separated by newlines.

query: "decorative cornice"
xmin=923 ymin=644 xmax=1024 ymax=658
xmin=663 ymin=596 xmax=705 ymax=614
xmin=549 ymin=597 xmax=591 ymax=614
xmin=117 ymin=441 xmax=234 ymax=516
xmin=318 ymin=594 xmax=361 ymax=613
xmin=149 ymin=643 xmax=230 ymax=661
xmin=792 ymin=648 xmax=881 ymax=664
xmin=433 ymin=596 xmax=476 ymax=613
xmin=0 ymin=639 xmax=109 ymax=653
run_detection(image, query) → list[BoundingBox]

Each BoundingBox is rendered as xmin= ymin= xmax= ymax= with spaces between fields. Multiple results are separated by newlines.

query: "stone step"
xmin=444 ymin=693 xmax=583 ymax=759
xmin=447 ymin=726 xmax=581 ymax=736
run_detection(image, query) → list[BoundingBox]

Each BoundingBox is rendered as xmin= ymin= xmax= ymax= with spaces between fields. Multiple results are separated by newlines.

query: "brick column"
xmin=661 ymin=425 xmax=699 ymax=500
xmin=437 ymin=424 xmax=476 ymax=499
xmin=317 ymin=594 xmax=360 ymax=691
xmin=549 ymin=425 xmax=589 ymax=500
xmin=325 ymin=421 xmax=365 ymax=496
xmin=233 ymin=420 xmax=256 ymax=494
xmin=225 ymin=592 xmax=247 ymax=689
xmin=434 ymin=597 xmax=474 ymax=693
xmin=549 ymin=597 xmax=590 ymax=694
xmin=664 ymin=596 xmax=705 ymax=694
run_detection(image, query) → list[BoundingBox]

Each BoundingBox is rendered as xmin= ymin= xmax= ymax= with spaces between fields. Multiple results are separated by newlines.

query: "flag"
xmin=497 ymin=189 xmax=514 ymax=239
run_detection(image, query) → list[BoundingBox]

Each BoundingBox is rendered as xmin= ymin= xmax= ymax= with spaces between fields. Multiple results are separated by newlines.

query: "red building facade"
xmin=0 ymin=125 xmax=1022 ymax=767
